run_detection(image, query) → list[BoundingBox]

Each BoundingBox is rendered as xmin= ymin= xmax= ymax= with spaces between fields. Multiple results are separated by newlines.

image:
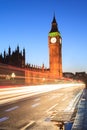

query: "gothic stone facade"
xmin=0 ymin=46 xmax=25 ymax=68
xmin=0 ymin=16 xmax=62 ymax=85
xmin=25 ymin=15 xmax=62 ymax=85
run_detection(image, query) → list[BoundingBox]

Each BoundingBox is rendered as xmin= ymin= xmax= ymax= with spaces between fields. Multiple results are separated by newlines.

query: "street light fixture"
xmin=11 ymin=72 xmax=16 ymax=79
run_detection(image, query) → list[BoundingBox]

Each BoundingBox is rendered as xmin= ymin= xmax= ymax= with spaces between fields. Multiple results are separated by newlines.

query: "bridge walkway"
xmin=72 ymin=88 xmax=87 ymax=130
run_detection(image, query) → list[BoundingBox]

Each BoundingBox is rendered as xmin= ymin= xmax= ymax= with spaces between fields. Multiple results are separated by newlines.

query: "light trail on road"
xmin=0 ymin=83 xmax=85 ymax=130
xmin=0 ymin=83 xmax=85 ymax=105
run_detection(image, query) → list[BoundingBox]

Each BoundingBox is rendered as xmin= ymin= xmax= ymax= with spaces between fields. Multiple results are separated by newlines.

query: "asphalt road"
xmin=0 ymin=84 xmax=84 ymax=130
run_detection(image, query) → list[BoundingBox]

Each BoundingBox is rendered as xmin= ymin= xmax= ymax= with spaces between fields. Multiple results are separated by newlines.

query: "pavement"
xmin=72 ymin=88 xmax=87 ymax=130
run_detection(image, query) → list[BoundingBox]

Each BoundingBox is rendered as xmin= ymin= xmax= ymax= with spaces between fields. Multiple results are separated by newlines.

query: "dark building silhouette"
xmin=0 ymin=46 xmax=25 ymax=68
xmin=0 ymin=15 xmax=63 ymax=85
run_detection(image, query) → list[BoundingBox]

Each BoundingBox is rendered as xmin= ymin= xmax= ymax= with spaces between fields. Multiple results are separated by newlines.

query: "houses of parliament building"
xmin=0 ymin=15 xmax=62 ymax=85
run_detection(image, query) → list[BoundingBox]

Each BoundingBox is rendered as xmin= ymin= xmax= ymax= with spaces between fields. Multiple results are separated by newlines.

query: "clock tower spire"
xmin=48 ymin=15 xmax=62 ymax=78
xmin=49 ymin=15 xmax=59 ymax=33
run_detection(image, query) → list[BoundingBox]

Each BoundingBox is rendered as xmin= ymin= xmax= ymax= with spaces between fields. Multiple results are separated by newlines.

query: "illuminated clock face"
xmin=51 ymin=37 xmax=57 ymax=43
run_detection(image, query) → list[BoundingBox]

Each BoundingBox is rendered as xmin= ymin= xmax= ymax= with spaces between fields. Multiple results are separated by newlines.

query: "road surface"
xmin=0 ymin=83 xmax=84 ymax=130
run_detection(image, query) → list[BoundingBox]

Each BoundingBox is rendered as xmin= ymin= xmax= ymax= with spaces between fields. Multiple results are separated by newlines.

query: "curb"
xmin=20 ymin=121 xmax=36 ymax=130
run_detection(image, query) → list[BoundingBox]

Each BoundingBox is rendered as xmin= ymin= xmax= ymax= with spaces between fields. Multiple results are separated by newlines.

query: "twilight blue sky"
xmin=0 ymin=0 xmax=87 ymax=73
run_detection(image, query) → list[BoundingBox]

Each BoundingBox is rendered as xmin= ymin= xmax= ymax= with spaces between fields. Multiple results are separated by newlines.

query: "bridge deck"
xmin=72 ymin=88 xmax=87 ymax=130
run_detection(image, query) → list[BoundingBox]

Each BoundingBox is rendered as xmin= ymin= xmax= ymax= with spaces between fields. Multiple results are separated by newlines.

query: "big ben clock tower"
xmin=48 ymin=15 xmax=62 ymax=78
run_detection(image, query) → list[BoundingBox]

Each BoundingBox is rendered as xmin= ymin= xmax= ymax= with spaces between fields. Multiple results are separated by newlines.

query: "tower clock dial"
xmin=51 ymin=37 xmax=57 ymax=43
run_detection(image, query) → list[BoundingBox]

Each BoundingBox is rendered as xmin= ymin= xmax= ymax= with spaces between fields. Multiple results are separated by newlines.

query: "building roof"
xmin=49 ymin=15 xmax=61 ymax=37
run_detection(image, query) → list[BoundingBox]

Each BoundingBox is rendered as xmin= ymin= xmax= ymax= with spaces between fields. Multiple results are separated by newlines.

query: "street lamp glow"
xmin=11 ymin=72 xmax=16 ymax=79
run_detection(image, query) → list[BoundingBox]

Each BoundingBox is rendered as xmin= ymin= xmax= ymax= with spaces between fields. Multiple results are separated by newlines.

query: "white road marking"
xmin=0 ymin=117 xmax=9 ymax=122
xmin=31 ymin=103 xmax=40 ymax=108
xmin=46 ymin=103 xmax=58 ymax=113
xmin=62 ymin=96 xmax=68 ymax=101
xmin=5 ymin=106 xmax=19 ymax=112
xmin=34 ymin=98 xmax=40 ymax=102
xmin=64 ymin=91 xmax=82 ymax=112
xmin=49 ymin=94 xmax=63 ymax=100
xmin=49 ymin=95 xmax=58 ymax=100
xmin=20 ymin=121 xmax=35 ymax=130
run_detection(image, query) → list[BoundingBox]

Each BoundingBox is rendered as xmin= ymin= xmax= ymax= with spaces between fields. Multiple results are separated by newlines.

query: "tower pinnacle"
xmin=49 ymin=15 xmax=61 ymax=37
xmin=49 ymin=15 xmax=58 ymax=33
